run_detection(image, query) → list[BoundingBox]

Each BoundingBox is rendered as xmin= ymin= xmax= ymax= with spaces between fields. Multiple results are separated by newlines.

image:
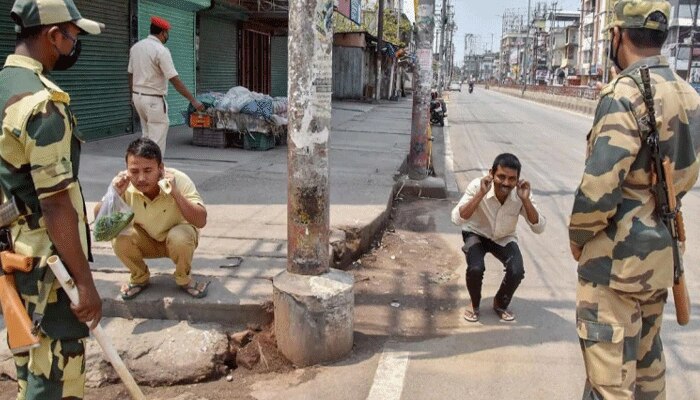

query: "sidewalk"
xmin=81 ymin=98 xmax=415 ymax=324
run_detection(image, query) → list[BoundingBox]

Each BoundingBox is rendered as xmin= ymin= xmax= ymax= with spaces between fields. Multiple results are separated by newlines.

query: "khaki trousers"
xmin=132 ymin=93 xmax=169 ymax=155
xmin=112 ymin=224 xmax=198 ymax=287
xmin=576 ymin=278 xmax=667 ymax=400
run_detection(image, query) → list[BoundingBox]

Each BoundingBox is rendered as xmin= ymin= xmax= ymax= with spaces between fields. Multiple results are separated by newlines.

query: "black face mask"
xmin=53 ymin=29 xmax=81 ymax=71
xmin=608 ymin=29 xmax=623 ymax=71
xmin=162 ymin=32 xmax=169 ymax=44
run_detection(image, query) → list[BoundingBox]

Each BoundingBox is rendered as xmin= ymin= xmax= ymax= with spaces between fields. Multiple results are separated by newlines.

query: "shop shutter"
xmin=198 ymin=16 xmax=237 ymax=92
xmin=270 ymin=36 xmax=288 ymax=97
xmin=51 ymin=0 xmax=132 ymax=141
xmin=0 ymin=0 xmax=14 ymax=61
xmin=138 ymin=0 xmax=196 ymax=126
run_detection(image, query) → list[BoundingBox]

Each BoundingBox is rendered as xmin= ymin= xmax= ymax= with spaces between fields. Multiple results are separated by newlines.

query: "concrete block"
xmin=396 ymin=176 xmax=448 ymax=199
xmin=273 ymin=269 xmax=354 ymax=366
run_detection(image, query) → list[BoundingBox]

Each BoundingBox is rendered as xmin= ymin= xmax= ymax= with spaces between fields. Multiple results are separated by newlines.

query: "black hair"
xmin=150 ymin=24 xmax=165 ymax=35
xmin=126 ymin=138 xmax=162 ymax=165
xmin=491 ymin=153 xmax=521 ymax=176
xmin=625 ymin=11 xmax=669 ymax=48
xmin=15 ymin=22 xmax=73 ymax=44
xmin=16 ymin=25 xmax=43 ymax=41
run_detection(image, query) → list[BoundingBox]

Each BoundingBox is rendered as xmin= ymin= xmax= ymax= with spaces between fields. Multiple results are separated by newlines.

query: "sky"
xmin=453 ymin=0 xmax=581 ymax=66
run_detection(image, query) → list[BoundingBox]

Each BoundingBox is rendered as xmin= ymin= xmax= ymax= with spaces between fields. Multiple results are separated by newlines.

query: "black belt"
xmin=132 ymin=91 xmax=164 ymax=98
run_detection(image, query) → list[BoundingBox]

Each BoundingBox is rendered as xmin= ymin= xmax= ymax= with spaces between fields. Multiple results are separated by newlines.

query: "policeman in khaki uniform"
xmin=569 ymin=1 xmax=700 ymax=398
xmin=0 ymin=0 xmax=104 ymax=399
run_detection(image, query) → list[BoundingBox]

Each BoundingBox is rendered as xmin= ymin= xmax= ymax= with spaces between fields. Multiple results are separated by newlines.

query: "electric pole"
xmin=686 ymin=0 xmax=700 ymax=81
xmin=375 ymin=0 xmax=385 ymax=100
xmin=437 ymin=0 xmax=448 ymax=96
xmin=274 ymin=0 xmax=354 ymax=367
xmin=408 ymin=0 xmax=436 ymax=179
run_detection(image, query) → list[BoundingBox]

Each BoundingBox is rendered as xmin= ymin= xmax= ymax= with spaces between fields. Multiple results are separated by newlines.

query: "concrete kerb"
xmin=492 ymin=86 xmax=597 ymax=117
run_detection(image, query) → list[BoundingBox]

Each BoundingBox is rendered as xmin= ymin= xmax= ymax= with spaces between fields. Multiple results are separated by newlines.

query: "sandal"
xmin=179 ymin=280 xmax=210 ymax=299
xmin=463 ymin=307 xmax=480 ymax=322
xmin=120 ymin=282 xmax=149 ymax=300
xmin=493 ymin=306 xmax=516 ymax=322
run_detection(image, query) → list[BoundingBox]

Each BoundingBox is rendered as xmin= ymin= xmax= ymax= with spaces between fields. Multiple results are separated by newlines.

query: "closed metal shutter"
xmin=198 ymin=16 xmax=237 ymax=92
xmin=270 ymin=36 xmax=288 ymax=97
xmin=0 ymin=0 xmax=14 ymax=61
xmin=138 ymin=0 xmax=197 ymax=126
xmin=52 ymin=0 xmax=132 ymax=141
xmin=0 ymin=0 xmax=132 ymax=141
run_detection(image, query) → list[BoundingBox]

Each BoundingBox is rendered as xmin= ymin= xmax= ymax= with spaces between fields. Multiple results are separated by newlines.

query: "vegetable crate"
xmin=192 ymin=128 xmax=232 ymax=148
xmin=243 ymin=131 xmax=275 ymax=151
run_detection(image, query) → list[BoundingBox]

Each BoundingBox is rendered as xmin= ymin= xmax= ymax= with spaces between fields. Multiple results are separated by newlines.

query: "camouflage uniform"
xmin=569 ymin=1 xmax=700 ymax=399
xmin=0 ymin=1 xmax=103 ymax=399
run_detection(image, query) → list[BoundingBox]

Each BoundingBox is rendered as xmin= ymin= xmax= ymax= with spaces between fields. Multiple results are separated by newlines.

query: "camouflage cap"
xmin=608 ymin=0 xmax=671 ymax=31
xmin=11 ymin=0 xmax=104 ymax=34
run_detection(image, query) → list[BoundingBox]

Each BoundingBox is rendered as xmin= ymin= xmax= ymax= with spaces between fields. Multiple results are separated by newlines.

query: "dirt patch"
xmin=352 ymin=197 xmax=465 ymax=337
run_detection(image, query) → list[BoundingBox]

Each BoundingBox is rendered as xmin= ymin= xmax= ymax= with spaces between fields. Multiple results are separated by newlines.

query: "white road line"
xmin=443 ymin=119 xmax=459 ymax=194
xmin=366 ymin=343 xmax=410 ymax=400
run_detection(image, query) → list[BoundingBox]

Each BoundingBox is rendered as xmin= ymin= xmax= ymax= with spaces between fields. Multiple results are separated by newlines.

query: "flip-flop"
xmin=120 ymin=282 xmax=149 ymax=300
xmin=463 ymin=308 xmax=480 ymax=322
xmin=179 ymin=280 xmax=210 ymax=299
xmin=493 ymin=306 xmax=516 ymax=322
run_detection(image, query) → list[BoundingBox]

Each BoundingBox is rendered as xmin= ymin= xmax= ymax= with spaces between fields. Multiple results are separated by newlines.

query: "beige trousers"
xmin=112 ymin=224 xmax=198 ymax=287
xmin=132 ymin=93 xmax=169 ymax=155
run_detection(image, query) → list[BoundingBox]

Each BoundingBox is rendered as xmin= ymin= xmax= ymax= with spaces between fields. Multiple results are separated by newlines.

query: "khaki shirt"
xmin=127 ymin=35 xmax=178 ymax=96
xmin=0 ymin=54 xmax=90 ymax=339
xmin=569 ymin=56 xmax=700 ymax=292
xmin=451 ymin=177 xmax=546 ymax=246
xmin=122 ymin=168 xmax=204 ymax=241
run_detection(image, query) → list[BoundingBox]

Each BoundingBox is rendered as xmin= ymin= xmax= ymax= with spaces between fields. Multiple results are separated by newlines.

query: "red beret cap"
xmin=150 ymin=16 xmax=171 ymax=30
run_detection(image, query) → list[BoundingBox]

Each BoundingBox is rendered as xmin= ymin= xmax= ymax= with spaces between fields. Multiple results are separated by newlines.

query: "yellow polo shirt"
xmin=122 ymin=168 xmax=204 ymax=241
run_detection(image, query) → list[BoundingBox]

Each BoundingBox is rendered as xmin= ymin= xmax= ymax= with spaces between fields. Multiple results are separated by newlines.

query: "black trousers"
xmin=461 ymin=231 xmax=525 ymax=309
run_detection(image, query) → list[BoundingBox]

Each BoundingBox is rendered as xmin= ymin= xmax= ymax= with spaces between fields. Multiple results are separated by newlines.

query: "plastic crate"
xmin=189 ymin=113 xmax=212 ymax=128
xmin=192 ymin=128 xmax=230 ymax=148
xmin=243 ymin=132 xmax=275 ymax=151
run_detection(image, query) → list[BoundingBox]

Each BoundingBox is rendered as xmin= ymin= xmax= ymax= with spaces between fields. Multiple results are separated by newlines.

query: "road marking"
xmin=443 ymin=119 xmax=459 ymax=194
xmin=366 ymin=343 xmax=410 ymax=400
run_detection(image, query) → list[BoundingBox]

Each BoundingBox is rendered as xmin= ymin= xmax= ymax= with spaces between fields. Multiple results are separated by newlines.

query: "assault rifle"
xmin=639 ymin=65 xmax=691 ymax=326
xmin=0 ymin=198 xmax=41 ymax=352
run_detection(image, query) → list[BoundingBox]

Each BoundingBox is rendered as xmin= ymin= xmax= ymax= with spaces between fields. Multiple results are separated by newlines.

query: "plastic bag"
xmin=93 ymin=185 xmax=134 ymax=242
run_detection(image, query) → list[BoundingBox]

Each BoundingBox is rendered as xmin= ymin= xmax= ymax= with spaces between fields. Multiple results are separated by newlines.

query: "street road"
xmin=245 ymin=87 xmax=700 ymax=400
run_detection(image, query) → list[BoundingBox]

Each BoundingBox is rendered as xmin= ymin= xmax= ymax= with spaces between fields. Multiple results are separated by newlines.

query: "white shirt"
xmin=128 ymin=35 xmax=179 ymax=96
xmin=451 ymin=177 xmax=546 ymax=246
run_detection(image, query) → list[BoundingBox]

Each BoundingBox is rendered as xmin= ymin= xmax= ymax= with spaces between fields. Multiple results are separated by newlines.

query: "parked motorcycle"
xmin=430 ymin=99 xmax=445 ymax=126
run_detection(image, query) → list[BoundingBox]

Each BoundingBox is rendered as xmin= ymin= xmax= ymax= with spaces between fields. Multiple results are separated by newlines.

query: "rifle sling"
xmin=32 ymin=267 xmax=55 ymax=331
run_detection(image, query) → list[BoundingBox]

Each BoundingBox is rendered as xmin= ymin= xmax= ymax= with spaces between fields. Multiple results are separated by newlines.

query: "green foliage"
xmin=333 ymin=9 xmax=412 ymax=47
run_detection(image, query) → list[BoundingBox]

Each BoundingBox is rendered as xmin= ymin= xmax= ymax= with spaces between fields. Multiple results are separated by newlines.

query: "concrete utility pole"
xmin=408 ymin=0 xmax=436 ymax=179
xmin=437 ymin=0 xmax=448 ymax=95
xmin=523 ymin=0 xmax=532 ymax=84
xmin=273 ymin=0 xmax=354 ymax=367
xmin=686 ymin=0 xmax=700 ymax=82
xmin=375 ymin=0 xmax=385 ymax=100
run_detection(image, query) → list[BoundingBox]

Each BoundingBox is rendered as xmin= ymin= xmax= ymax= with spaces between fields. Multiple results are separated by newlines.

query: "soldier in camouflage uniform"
xmin=569 ymin=1 xmax=700 ymax=399
xmin=0 ymin=1 xmax=104 ymax=399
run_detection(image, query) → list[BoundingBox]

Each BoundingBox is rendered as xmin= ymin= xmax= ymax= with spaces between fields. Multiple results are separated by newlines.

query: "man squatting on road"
xmin=569 ymin=1 xmax=700 ymax=398
xmin=0 ymin=0 xmax=104 ymax=398
xmin=451 ymin=153 xmax=546 ymax=322
xmin=96 ymin=138 xmax=210 ymax=300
